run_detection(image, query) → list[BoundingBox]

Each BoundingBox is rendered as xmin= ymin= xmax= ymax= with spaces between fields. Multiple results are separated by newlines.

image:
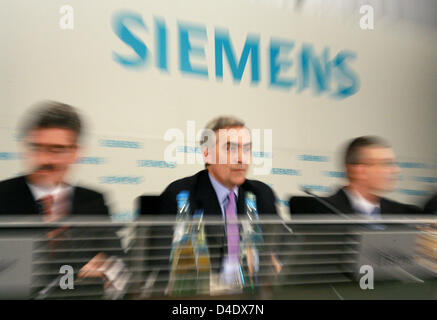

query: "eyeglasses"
xmin=357 ymin=160 xmax=398 ymax=167
xmin=27 ymin=143 xmax=77 ymax=155
xmin=225 ymin=142 xmax=252 ymax=153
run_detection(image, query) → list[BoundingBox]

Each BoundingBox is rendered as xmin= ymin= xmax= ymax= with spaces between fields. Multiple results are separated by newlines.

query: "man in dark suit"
xmin=323 ymin=136 xmax=421 ymax=215
xmin=0 ymin=101 xmax=126 ymax=296
xmin=160 ymin=116 xmax=281 ymax=289
xmin=0 ymin=101 xmax=108 ymax=217
xmin=160 ymin=116 xmax=277 ymax=216
xmin=159 ymin=167 xmax=277 ymax=217
xmin=0 ymin=175 xmax=108 ymax=216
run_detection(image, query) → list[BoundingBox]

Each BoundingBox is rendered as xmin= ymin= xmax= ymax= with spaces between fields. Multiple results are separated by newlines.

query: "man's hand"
xmin=246 ymin=245 xmax=255 ymax=277
xmin=78 ymin=252 xmax=108 ymax=279
xmin=270 ymin=254 xmax=282 ymax=276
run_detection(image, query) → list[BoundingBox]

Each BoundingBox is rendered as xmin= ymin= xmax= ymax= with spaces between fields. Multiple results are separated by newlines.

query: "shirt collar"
xmin=208 ymin=172 xmax=238 ymax=206
xmin=344 ymin=188 xmax=380 ymax=215
xmin=27 ymin=182 xmax=72 ymax=201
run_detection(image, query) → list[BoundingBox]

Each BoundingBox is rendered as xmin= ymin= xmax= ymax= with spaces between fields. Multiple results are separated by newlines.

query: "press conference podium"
xmin=1 ymin=214 xmax=437 ymax=299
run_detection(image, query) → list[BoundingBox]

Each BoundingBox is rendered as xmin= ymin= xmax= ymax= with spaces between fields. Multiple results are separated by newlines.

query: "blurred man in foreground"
xmin=0 ymin=101 xmax=108 ymax=217
xmin=325 ymin=136 xmax=421 ymax=215
xmin=0 ymin=101 xmax=127 ymax=297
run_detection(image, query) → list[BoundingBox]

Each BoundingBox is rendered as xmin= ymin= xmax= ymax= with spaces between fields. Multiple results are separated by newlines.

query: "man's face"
xmin=23 ymin=128 xmax=79 ymax=186
xmin=349 ymin=146 xmax=400 ymax=194
xmin=203 ymin=126 xmax=251 ymax=189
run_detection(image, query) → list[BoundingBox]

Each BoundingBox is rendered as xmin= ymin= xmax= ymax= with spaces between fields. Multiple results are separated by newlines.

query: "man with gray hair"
xmin=160 ymin=115 xmax=277 ymax=216
xmin=159 ymin=116 xmax=281 ymax=290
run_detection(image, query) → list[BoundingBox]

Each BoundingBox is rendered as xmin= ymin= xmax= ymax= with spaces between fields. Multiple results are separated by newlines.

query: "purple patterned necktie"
xmin=225 ymin=191 xmax=240 ymax=263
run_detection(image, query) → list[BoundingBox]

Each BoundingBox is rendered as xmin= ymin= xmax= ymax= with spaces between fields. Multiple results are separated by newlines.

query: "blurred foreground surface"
xmin=1 ymin=214 xmax=437 ymax=299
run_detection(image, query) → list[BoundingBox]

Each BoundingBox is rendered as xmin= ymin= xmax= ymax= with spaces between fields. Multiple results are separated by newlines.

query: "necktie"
xmin=40 ymin=195 xmax=55 ymax=221
xmin=40 ymin=194 xmax=69 ymax=254
xmin=225 ymin=191 xmax=240 ymax=263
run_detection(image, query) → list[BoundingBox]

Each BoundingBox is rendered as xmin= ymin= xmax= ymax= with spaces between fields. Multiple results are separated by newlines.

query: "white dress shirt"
xmin=208 ymin=172 xmax=238 ymax=219
xmin=27 ymin=182 xmax=73 ymax=217
xmin=343 ymin=188 xmax=381 ymax=217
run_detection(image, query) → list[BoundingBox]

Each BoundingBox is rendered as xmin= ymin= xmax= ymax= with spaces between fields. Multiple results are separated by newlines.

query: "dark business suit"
xmin=0 ymin=175 xmax=109 ymax=216
xmin=323 ymin=187 xmax=422 ymax=214
xmin=424 ymin=194 xmax=437 ymax=214
xmin=159 ymin=169 xmax=278 ymax=276
xmin=0 ymin=175 xmax=125 ymax=298
xmin=159 ymin=169 xmax=278 ymax=216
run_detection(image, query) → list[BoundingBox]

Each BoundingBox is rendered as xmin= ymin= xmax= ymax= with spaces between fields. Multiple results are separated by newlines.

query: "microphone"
xmin=300 ymin=187 xmax=349 ymax=219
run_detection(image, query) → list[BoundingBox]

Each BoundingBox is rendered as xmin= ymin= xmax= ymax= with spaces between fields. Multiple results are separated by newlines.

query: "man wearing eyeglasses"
xmin=0 ymin=101 xmax=108 ymax=217
xmin=323 ymin=136 xmax=421 ymax=215
xmin=0 ymin=101 xmax=129 ymax=297
xmin=159 ymin=116 xmax=282 ymax=291
xmin=160 ymin=115 xmax=278 ymax=218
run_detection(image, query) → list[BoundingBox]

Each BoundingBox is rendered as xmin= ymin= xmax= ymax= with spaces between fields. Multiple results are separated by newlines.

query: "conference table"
xmin=0 ymin=214 xmax=436 ymax=299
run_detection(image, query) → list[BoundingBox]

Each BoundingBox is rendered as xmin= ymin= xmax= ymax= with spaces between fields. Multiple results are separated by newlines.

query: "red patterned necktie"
xmin=40 ymin=195 xmax=55 ymax=220
xmin=40 ymin=194 xmax=69 ymax=254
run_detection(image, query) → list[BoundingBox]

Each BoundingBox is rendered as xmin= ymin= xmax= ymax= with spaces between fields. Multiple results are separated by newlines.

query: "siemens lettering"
xmin=100 ymin=139 xmax=141 ymax=149
xmin=99 ymin=176 xmax=143 ymax=184
xmin=112 ymin=11 xmax=359 ymax=98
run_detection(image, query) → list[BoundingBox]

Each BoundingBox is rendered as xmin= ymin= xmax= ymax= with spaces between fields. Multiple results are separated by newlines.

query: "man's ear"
xmin=346 ymin=164 xmax=357 ymax=180
xmin=347 ymin=164 xmax=364 ymax=181
xmin=71 ymin=145 xmax=80 ymax=164
xmin=202 ymin=146 xmax=211 ymax=165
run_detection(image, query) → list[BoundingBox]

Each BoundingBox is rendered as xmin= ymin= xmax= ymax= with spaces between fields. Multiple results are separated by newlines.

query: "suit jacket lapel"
xmin=193 ymin=170 xmax=222 ymax=215
xmin=193 ymin=170 xmax=250 ymax=217
xmin=380 ymin=198 xmax=390 ymax=214
xmin=19 ymin=176 xmax=41 ymax=214
xmin=237 ymin=185 xmax=246 ymax=215
xmin=70 ymin=187 xmax=78 ymax=214
xmin=331 ymin=188 xmax=355 ymax=213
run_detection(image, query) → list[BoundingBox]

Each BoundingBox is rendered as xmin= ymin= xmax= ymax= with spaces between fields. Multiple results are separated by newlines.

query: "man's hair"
xmin=199 ymin=116 xmax=246 ymax=147
xmin=344 ymin=136 xmax=390 ymax=166
xmin=20 ymin=101 xmax=83 ymax=140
